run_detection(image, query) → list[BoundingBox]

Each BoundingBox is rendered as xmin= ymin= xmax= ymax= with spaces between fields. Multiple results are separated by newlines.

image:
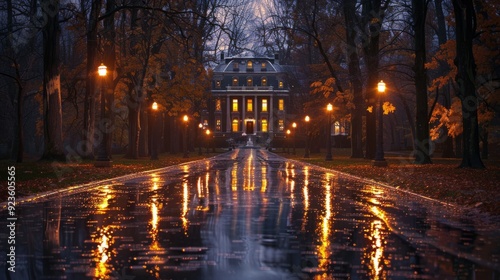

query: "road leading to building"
xmin=1 ymin=148 xmax=499 ymax=279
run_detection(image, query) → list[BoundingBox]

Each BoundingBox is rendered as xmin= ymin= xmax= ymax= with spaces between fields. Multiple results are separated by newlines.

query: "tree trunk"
xmin=344 ymin=0 xmax=364 ymax=158
xmin=126 ymin=100 xmax=140 ymax=159
xmin=435 ymin=0 xmax=455 ymax=158
xmin=361 ymin=0 xmax=383 ymax=159
xmin=413 ymin=0 xmax=432 ymax=164
xmin=16 ymin=84 xmax=24 ymax=163
xmin=104 ymin=0 xmax=116 ymax=157
xmin=82 ymin=0 xmax=102 ymax=159
xmin=452 ymin=0 xmax=485 ymax=168
xmin=41 ymin=0 xmax=64 ymax=160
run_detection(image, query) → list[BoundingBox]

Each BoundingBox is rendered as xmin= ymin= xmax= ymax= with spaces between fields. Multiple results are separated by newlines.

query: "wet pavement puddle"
xmin=1 ymin=149 xmax=499 ymax=279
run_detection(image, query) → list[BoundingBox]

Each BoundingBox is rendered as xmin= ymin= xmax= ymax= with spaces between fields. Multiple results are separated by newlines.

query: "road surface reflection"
xmin=1 ymin=148 xmax=499 ymax=279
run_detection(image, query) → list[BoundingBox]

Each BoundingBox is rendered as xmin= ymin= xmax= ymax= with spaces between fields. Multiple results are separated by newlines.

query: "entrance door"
xmin=246 ymin=121 xmax=254 ymax=134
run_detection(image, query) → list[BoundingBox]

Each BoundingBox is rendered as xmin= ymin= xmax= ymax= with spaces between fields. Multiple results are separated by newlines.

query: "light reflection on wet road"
xmin=1 ymin=148 xmax=499 ymax=279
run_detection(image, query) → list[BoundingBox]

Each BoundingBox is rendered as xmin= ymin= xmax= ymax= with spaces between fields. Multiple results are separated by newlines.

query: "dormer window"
xmin=233 ymin=62 xmax=239 ymax=71
xmin=261 ymin=77 xmax=267 ymax=86
xmin=247 ymin=61 xmax=253 ymax=71
xmin=215 ymin=80 xmax=221 ymax=88
xmin=232 ymin=77 xmax=238 ymax=86
xmin=261 ymin=62 xmax=267 ymax=71
xmin=279 ymin=81 xmax=284 ymax=89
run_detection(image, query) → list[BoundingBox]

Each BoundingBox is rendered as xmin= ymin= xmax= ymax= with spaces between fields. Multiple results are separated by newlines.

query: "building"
xmin=207 ymin=54 xmax=290 ymax=145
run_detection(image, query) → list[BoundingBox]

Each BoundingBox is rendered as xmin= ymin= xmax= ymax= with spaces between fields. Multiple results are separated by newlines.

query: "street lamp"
xmin=198 ymin=123 xmax=203 ymax=155
xmin=94 ymin=63 xmax=111 ymax=167
xmin=205 ymin=129 xmax=211 ymax=154
xmin=150 ymin=102 xmax=159 ymax=160
xmin=183 ymin=115 xmax=189 ymax=158
xmin=373 ymin=80 xmax=388 ymax=167
xmin=286 ymin=129 xmax=291 ymax=154
xmin=292 ymin=122 xmax=297 ymax=155
xmin=325 ymin=103 xmax=333 ymax=161
xmin=304 ymin=115 xmax=310 ymax=158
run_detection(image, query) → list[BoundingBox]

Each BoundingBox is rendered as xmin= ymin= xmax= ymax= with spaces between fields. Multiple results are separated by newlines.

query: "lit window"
xmin=247 ymin=77 xmax=253 ymax=86
xmin=261 ymin=77 xmax=267 ymax=86
xmin=262 ymin=99 xmax=268 ymax=112
xmin=215 ymin=99 xmax=221 ymax=111
xmin=215 ymin=80 xmax=221 ymax=88
xmin=278 ymin=99 xmax=284 ymax=111
xmin=261 ymin=118 xmax=268 ymax=132
xmin=278 ymin=120 xmax=284 ymax=131
xmin=279 ymin=81 xmax=284 ymax=88
xmin=232 ymin=119 xmax=239 ymax=132
xmin=334 ymin=121 xmax=340 ymax=135
xmin=216 ymin=119 xmax=221 ymax=131
xmin=232 ymin=77 xmax=238 ymax=86
xmin=247 ymin=61 xmax=253 ymax=69
xmin=261 ymin=62 xmax=266 ymax=71
xmin=247 ymin=99 xmax=253 ymax=112
xmin=232 ymin=99 xmax=238 ymax=112
xmin=233 ymin=62 xmax=239 ymax=71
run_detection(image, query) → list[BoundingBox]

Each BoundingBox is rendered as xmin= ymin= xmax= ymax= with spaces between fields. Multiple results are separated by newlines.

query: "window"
xmin=247 ymin=99 xmax=253 ymax=112
xmin=215 ymin=80 xmax=221 ymax=88
xmin=247 ymin=77 xmax=253 ymax=86
xmin=261 ymin=77 xmax=267 ymax=86
xmin=216 ymin=119 xmax=221 ymax=131
xmin=278 ymin=99 xmax=284 ymax=111
xmin=232 ymin=99 xmax=238 ymax=112
xmin=232 ymin=77 xmax=238 ymax=86
xmin=233 ymin=62 xmax=239 ymax=71
xmin=215 ymin=99 xmax=221 ymax=111
xmin=262 ymin=99 xmax=268 ymax=112
xmin=261 ymin=118 xmax=268 ymax=132
xmin=278 ymin=120 xmax=284 ymax=131
xmin=279 ymin=81 xmax=284 ymax=88
xmin=261 ymin=62 xmax=267 ymax=71
xmin=232 ymin=118 xmax=239 ymax=132
xmin=247 ymin=61 xmax=253 ymax=70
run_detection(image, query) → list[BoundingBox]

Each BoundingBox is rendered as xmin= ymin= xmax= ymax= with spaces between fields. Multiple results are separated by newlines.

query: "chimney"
xmin=274 ymin=53 xmax=279 ymax=64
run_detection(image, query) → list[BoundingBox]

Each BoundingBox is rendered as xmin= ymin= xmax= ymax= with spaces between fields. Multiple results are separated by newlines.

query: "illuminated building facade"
xmin=208 ymin=54 xmax=290 ymax=143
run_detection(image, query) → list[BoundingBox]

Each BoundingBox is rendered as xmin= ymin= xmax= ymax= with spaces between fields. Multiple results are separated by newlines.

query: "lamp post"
xmin=198 ymin=123 xmax=203 ymax=155
xmin=373 ymin=80 xmax=388 ymax=167
xmin=205 ymin=129 xmax=211 ymax=154
xmin=183 ymin=115 xmax=189 ymax=158
xmin=95 ymin=63 xmax=111 ymax=167
xmin=292 ymin=122 xmax=297 ymax=155
xmin=304 ymin=115 xmax=310 ymax=158
xmin=325 ymin=103 xmax=333 ymax=161
xmin=286 ymin=129 xmax=291 ymax=154
xmin=150 ymin=102 xmax=159 ymax=160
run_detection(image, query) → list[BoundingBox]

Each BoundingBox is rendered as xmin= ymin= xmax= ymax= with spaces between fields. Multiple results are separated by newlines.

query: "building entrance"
xmin=245 ymin=121 xmax=254 ymax=134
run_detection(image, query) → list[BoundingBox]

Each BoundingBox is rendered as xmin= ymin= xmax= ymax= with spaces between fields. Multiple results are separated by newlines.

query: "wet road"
xmin=1 ymin=148 xmax=499 ymax=279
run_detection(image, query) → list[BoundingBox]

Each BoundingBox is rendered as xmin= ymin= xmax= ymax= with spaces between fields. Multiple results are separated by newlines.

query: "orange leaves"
xmin=426 ymin=40 xmax=457 ymax=91
xmin=310 ymin=77 xmax=336 ymax=98
xmin=310 ymin=78 xmax=355 ymax=115
xmin=382 ymin=102 xmax=396 ymax=115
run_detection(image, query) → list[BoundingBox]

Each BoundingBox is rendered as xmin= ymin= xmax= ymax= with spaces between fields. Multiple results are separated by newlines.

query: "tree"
xmin=412 ymin=0 xmax=432 ymax=164
xmin=41 ymin=0 xmax=64 ymax=160
xmin=360 ymin=0 xmax=389 ymax=159
xmin=451 ymin=0 xmax=484 ymax=168
xmin=343 ymin=0 xmax=364 ymax=158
